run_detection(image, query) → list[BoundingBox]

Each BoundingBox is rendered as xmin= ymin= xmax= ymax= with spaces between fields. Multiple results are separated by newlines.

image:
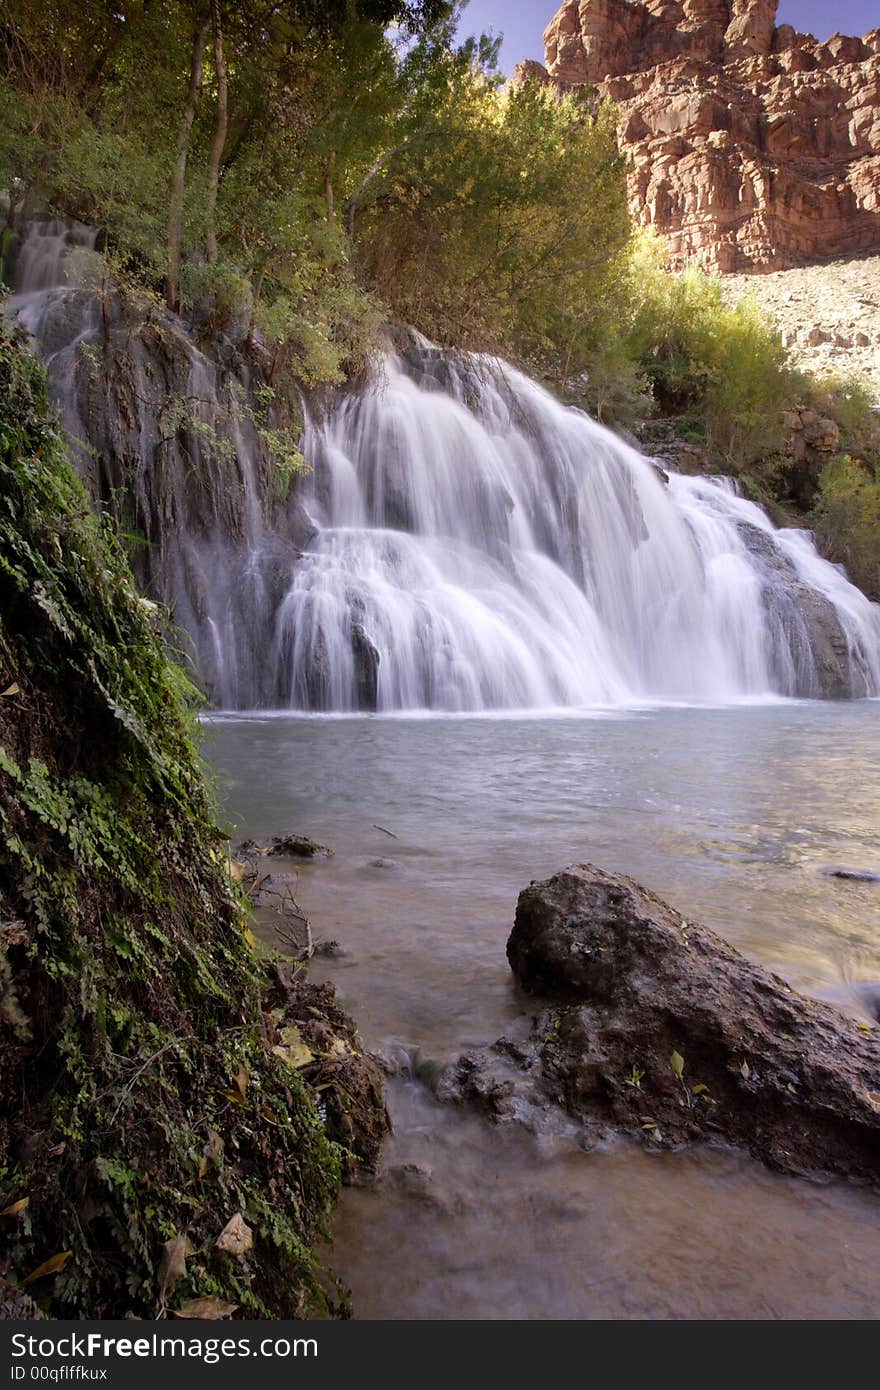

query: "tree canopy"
xmin=0 ymin=0 xmax=630 ymax=383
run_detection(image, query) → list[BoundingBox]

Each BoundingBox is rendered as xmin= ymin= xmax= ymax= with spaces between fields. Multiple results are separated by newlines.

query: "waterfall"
xmin=287 ymin=344 xmax=880 ymax=709
xmin=5 ymin=220 xmax=880 ymax=710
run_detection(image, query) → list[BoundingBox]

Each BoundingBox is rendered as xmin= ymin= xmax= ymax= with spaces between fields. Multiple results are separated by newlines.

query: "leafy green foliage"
xmin=812 ymin=454 xmax=880 ymax=600
xmin=583 ymin=233 xmax=797 ymax=461
xmin=355 ymin=56 xmax=629 ymax=363
xmin=0 ymin=1 xmax=464 ymax=385
xmin=0 ymin=1 xmax=631 ymax=387
xmin=2 ymin=0 xmax=878 ymax=592
xmin=0 ymin=323 xmax=342 ymax=1317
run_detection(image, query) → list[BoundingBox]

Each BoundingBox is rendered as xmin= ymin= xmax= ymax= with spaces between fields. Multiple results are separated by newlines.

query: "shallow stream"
xmin=206 ymin=702 xmax=880 ymax=1319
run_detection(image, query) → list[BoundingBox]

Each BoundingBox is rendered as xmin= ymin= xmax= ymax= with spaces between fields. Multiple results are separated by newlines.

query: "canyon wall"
xmin=531 ymin=0 xmax=880 ymax=271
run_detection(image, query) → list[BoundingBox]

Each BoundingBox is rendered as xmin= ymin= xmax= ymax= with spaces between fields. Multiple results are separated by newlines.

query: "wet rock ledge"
xmin=442 ymin=865 xmax=880 ymax=1184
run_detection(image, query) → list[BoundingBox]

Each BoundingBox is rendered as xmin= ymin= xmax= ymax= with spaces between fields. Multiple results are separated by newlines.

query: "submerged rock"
xmin=239 ymin=833 xmax=333 ymax=859
xmin=826 ymin=867 xmax=880 ymax=883
xmin=501 ymin=864 xmax=880 ymax=1181
xmin=313 ymin=939 xmax=347 ymax=959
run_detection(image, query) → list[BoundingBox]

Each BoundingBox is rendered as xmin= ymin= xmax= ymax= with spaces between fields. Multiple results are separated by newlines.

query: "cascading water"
xmin=287 ymin=343 xmax=880 ymax=709
xmin=5 ymin=220 xmax=880 ymax=710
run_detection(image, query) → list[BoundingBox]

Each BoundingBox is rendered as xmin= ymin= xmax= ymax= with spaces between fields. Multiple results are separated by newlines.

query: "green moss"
xmin=0 ymin=322 xmax=343 ymax=1317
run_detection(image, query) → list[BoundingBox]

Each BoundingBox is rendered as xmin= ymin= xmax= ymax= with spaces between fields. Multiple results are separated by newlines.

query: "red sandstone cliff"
xmin=530 ymin=0 xmax=880 ymax=272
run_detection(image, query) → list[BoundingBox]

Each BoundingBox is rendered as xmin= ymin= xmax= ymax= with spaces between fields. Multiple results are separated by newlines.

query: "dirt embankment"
xmin=0 ymin=322 xmax=385 ymax=1320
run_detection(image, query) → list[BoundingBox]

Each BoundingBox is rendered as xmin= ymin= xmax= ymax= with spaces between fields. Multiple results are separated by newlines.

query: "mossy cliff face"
xmin=0 ymin=323 xmax=342 ymax=1318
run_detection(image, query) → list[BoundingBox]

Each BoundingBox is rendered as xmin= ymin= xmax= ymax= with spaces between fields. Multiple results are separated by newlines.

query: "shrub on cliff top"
xmin=0 ymin=322 xmax=342 ymax=1317
xmin=596 ymin=234 xmax=797 ymax=462
xmin=812 ymin=454 xmax=880 ymax=601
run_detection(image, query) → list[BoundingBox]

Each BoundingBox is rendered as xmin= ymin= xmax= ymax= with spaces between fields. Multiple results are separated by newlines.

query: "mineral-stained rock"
xmin=467 ymin=863 xmax=880 ymax=1181
xmin=531 ymin=1 xmax=880 ymax=272
xmin=734 ymin=521 xmax=868 ymax=699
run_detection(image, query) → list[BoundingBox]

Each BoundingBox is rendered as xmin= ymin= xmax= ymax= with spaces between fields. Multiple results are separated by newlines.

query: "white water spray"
xmin=286 ymin=345 xmax=880 ymax=709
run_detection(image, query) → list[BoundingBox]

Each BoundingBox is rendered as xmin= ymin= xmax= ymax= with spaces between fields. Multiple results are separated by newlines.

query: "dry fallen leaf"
xmin=198 ymin=1129 xmax=224 ymax=1179
xmin=23 ymin=1251 xmax=72 ymax=1284
xmin=272 ymin=1041 xmax=314 ymax=1070
xmin=1 ymin=1197 xmax=29 ymax=1217
xmin=174 ymin=1297 xmax=238 ymax=1320
xmin=1 ymin=683 xmax=20 ymax=698
xmin=157 ymin=1233 xmax=190 ymax=1301
xmin=215 ymin=1213 xmax=253 ymax=1258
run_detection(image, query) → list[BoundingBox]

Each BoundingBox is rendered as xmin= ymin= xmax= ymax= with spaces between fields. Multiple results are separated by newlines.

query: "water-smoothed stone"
xmin=735 ymin=521 xmax=864 ymax=698
xmin=499 ymin=864 xmax=880 ymax=1181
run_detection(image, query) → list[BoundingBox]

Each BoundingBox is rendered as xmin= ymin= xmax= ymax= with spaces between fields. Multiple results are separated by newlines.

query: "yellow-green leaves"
xmin=23 ymin=1251 xmax=72 ymax=1284
xmin=272 ymin=1024 xmax=314 ymax=1071
xmin=1 ymin=1197 xmax=29 ymax=1217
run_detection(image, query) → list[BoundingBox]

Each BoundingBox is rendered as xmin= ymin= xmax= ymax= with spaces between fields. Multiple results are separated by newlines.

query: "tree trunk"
xmin=205 ymin=0 xmax=228 ymax=265
xmin=165 ymin=16 xmax=210 ymax=311
xmin=324 ymin=152 xmax=335 ymax=222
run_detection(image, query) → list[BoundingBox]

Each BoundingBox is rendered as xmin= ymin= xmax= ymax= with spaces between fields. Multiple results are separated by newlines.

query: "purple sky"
xmin=458 ymin=1 xmax=878 ymax=73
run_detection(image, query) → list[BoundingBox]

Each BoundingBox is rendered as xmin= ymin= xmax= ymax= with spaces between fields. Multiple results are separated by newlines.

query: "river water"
xmin=206 ymin=700 xmax=880 ymax=1319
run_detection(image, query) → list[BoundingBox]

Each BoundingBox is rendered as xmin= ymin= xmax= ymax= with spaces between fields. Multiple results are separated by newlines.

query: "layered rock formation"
xmin=532 ymin=0 xmax=880 ymax=271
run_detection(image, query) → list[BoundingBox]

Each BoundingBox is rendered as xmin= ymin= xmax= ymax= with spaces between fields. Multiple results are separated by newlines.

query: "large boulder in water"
xmin=503 ymin=864 xmax=880 ymax=1181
